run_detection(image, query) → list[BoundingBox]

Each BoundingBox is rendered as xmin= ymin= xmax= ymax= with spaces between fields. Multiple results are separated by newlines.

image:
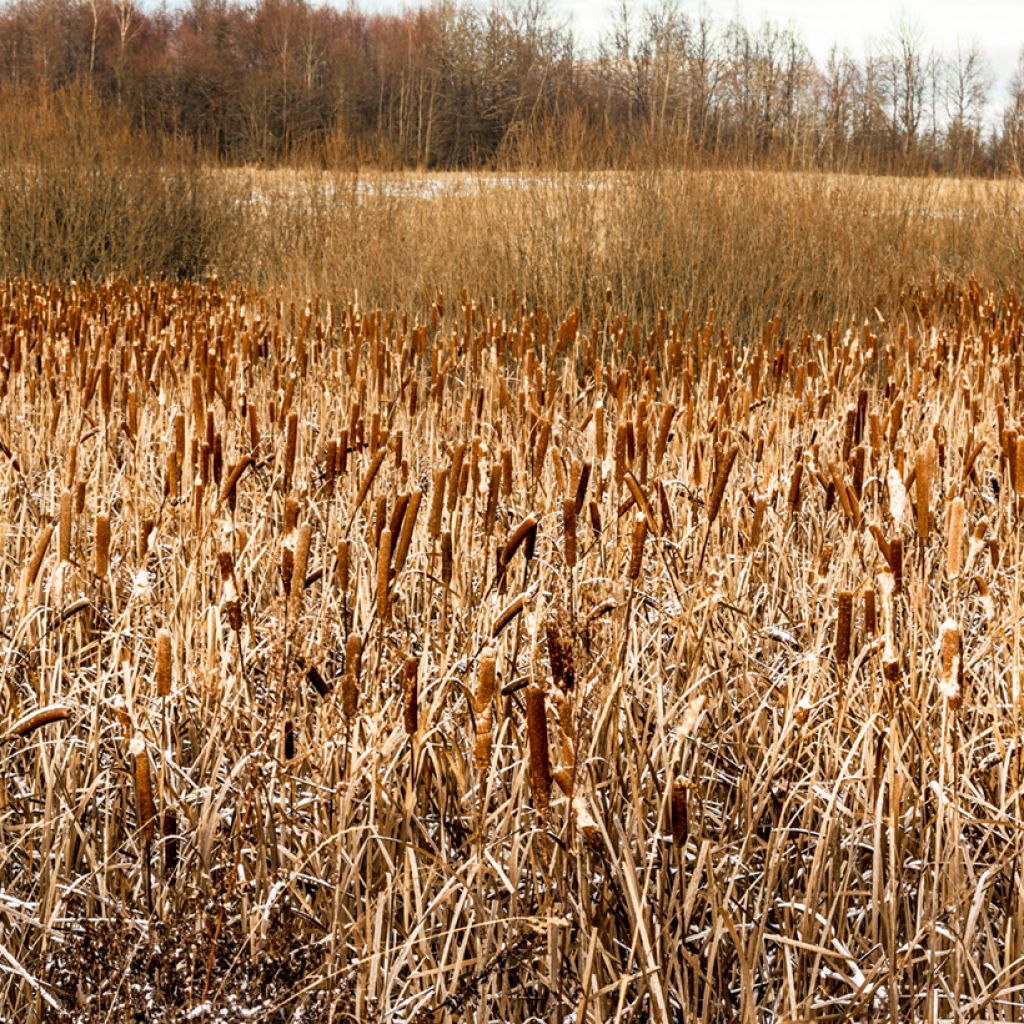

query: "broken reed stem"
xmin=836 ymin=590 xmax=853 ymax=668
xmin=95 ymin=513 xmax=110 ymax=578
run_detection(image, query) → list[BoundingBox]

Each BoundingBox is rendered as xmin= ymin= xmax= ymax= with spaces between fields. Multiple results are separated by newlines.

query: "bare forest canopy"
xmin=0 ymin=0 xmax=1023 ymax=173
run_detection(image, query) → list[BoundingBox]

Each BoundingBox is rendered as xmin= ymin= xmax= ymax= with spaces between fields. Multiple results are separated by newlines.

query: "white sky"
xmin=361 ymin=0 xmax=1023 ymax=108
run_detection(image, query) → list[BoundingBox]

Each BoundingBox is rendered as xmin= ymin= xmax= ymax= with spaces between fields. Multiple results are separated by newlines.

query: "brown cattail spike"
xmin=708 ymin=444 xmax=739 ymax=525
xmin=474 ymin=648 xmax=497 ymax=770
xmin=525 ymin=685 xmax=552 ymax=815
xmin=95 ymin=513 xmax=110 ymax=578
xmin=670 ymin=780 xmax=688 ymax=847
xmin=155 ymin=629 xmax=172 ymax=697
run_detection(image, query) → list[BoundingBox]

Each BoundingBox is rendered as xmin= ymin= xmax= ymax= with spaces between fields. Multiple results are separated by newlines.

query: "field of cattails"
xmin=3 ymin=273 xmax=1024 ymax=1022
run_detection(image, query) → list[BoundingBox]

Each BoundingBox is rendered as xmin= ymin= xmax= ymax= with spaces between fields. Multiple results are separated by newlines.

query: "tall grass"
xmin=0 ymin=86 xmax=237 ymax=280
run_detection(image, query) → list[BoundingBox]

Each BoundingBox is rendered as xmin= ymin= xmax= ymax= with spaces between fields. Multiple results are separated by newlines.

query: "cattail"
xmin=339 ymin=635 xmax=361 ymax=694
xmin=545 ymin=614 xmax=575 ymax=690
xmin=574 ymin=461 xmax=591 ymax=515
xmin=594 ymin=401 xmax=606 ymax=463
xmin=915 ymin=442 xmax=933 ymax=541
xmin=428 ymin=467 xmax=446 ymax=540
xmin=393 ymin=489 xmax=422 ymax=576
xmin=655 ymin=402 xmax=676 ymax=465
xmin=627 ymin=511 xmax=647 ymax=581
xmin=219 ymin=454 xmax=252 ymax=509
xmin=130 ymin=734 xmax=156 ymax=848
xmin=352 ymin=447 xmax=386 ymax=518
xmin=474 ymin=647 xmax=497 ymax=769
xmin=947 ymin=496 xmax=965 ymax=578
xmin=707 ymin=444 xmax=739 ymax=525
xmin=787 ymin=457 xmax=804 ymax=517
xmin=174 ymin=412 xmax=185 ymax=483
xmin=851 ymin=445 xmax=865 ymax=500
xmin=64 ymin=442 xmax=78 ymax=490
xmin=562 ymin=497 xmax=577 ymax=568
xmin=863 ymin=582 xmax=876 ymax=636
xmin=835 ymin=590 xmax=853 ymax=668
xmin=403 ymin=656 xmax=419 ymax=735
xmin=376 ymin=528 xmax=392 ymax=621
xmin=336 ymin=538 xmax=350 ymax=597
xmin=283 ymin=411 xmax=298 ymax=492
xmin=447 ymin=442 xmax=466 ymax=512
xmin=614 ymin=421 xmax=627 ymax=487
xmin=501 ymin=515 xmax=538 ymax=567
xmin=890 ymin=536 xmax=904 ymax=594
xmin=937 ymin=619 xmax=962 ymax=707
xmin=534 ymin=418 xmax=551 ymax=484
xmin=817 ymin=543 xmax=835 ymax=578
xmin=6 ymin=704 xmax=70 ymax=739
xmin=441 ymin=530 xmax=453 ymax=586
xmin=670 ymin=779 xmax=688 ymax=847
xmin=525 ymin=685 xmax=552 ymax=814
xmin=155 ymin=629 xmax=172 ymax=697
xmin=288 ymin=524 xmax=311 ymax=622
xmin=493 ymin=592 xmax=527 ymax=636
xmin=162 ymin=810 xmax=179 ymax=876
xmin=59 ymin=488 xmax=72 ymax=563
xmin=218 ymin=550 xmax=242 ymax=633
xmin=95 ymin=513 xmax=110 ymax=578
xmin=887 ymin=465 xmax=910 ymax=528
xmin=1016 ymin=436 xmax=1024 ymax=498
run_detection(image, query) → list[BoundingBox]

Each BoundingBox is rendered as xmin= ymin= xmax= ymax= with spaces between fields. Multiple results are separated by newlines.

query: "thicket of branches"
xmin=0 ymin=0 xmax=1023 ymax=173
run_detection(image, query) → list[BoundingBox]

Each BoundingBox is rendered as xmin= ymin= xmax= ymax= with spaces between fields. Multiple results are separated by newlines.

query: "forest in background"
xmin=0 ymin=0 xmax=1023 ymax=174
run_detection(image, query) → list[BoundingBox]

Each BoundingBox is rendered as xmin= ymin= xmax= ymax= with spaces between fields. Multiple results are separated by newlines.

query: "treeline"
xmin=1 ymin=0 xmax=1023 ymax=174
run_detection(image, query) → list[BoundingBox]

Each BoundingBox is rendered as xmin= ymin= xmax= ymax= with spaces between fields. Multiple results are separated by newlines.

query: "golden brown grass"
xmin=2 ymin=274 xmax=1024 ymax=1021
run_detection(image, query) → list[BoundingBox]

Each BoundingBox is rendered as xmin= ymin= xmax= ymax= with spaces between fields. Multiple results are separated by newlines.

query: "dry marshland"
xmin=2 ymin=273 xmax=1024 ymax=1021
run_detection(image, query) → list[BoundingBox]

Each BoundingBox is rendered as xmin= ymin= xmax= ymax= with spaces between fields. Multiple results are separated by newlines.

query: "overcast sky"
xmin=360 ymin=0 xmax=1023 ymax=109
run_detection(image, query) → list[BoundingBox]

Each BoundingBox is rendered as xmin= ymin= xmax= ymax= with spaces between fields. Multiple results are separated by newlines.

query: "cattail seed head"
xmin=288 ymin=524 xmax=311 ymax=622
xmin=670 ymin=779 xmax=688 ymax=847
xmin=836 ymin=590 xmax=853 ymax=668
xmin=627 ymin=512 xmax=647 ymax=581
xmin=947 ymin=496 xmax=965 ymax=578
xmin=59 ymin=488 xmax=72 ymax=563
xmin=938 ymin=619 xmax=962 ymax=707
xmin=155 ymin=628 xmax=172 ymax=697
xmin=376 ymin=528 xmax=392 ymax=621
xmin=707 ymin=444 xmax=739 ymax=525
xmin=525 ymin=685 xmax=552 ymax=815
xmin=428 ymin=467 xmax=446 ymax=540
xmin=95 ymin=513 xmax=110 ymax=578
xmin=562 ymin=497 xmax=577 ymax=568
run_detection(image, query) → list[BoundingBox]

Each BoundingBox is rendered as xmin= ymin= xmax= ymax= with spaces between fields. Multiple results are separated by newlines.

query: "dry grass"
xmin=2 ymin=273 xmax=1024 ymax=1021
xmin=215 ymin=166 xmax=1024 ymax=337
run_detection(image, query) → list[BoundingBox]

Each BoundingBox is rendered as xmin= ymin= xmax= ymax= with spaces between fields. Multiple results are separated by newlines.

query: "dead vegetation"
xmin=2 ymin=273 xmax=1024 ymax=1021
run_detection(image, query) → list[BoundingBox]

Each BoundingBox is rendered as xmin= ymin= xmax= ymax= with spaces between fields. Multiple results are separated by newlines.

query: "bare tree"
xmin=944 ymin=39 xmax=992 ymax=172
